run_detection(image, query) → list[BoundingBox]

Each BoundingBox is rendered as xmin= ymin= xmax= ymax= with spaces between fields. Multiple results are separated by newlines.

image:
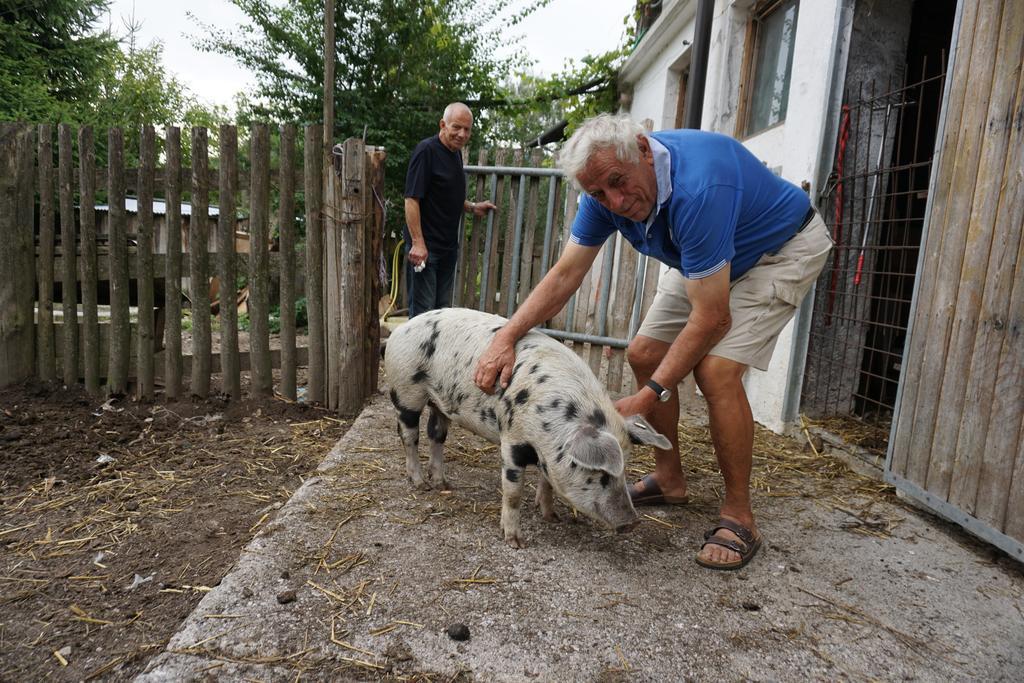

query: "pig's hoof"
xmin=504 ymin=533 xmax=526 ymax=549
xmin=541 ymin=510 xmax=559 ymax=523
xmin=410 ymin=478 xmax=430 ymax=491
xmin=431 ymin=477 xmax=452 ymax=491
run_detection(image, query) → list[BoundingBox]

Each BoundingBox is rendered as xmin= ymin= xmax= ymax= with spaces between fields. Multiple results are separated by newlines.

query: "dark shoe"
xmin=696 ymin=518 xmax=763 ymax=571
xmin=629 ymin=474 xmax=690 ymax=507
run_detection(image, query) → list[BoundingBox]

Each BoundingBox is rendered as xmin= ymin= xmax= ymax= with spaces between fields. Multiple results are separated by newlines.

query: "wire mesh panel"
xmin=803 ymin=60 xmax=947 ymax=427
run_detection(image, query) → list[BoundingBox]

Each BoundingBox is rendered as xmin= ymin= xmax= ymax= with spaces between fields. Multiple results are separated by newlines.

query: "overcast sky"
xmin=104 ymin=0 xmax=635 ymax=111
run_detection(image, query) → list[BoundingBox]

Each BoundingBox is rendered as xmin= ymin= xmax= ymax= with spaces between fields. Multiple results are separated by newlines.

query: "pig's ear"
xmin=624 ymin=415 xmax=672 ymax=450
xmin=565 ymin=425 xmax=624 ymax=476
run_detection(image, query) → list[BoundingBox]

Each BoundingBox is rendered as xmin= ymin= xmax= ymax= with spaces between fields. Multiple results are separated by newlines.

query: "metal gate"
xmin=802 ymin=59 xmax=948 ymax=443
xmin=450 ymin=152 xmax=664 ymax=396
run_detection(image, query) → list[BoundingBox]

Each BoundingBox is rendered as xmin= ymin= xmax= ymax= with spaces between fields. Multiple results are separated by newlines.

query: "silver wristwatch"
xmin=645 ymin=379 xmax=671 ymax=402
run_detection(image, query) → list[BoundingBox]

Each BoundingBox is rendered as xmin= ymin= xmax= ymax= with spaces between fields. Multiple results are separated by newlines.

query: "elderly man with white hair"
xmin=474 ymin=114 xmax=832 ymax=570
xmin=404 ymin=102 xmax=496 ymax=317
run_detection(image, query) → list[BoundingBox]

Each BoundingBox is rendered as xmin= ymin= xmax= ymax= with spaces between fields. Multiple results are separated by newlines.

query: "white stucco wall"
xmin=619 ymin=0 xmax=846 ymax=432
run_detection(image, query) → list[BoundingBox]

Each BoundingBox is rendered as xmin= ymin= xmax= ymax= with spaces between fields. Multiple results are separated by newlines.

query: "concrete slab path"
xmin=137 ymin=393 xmax=1024 ymax=681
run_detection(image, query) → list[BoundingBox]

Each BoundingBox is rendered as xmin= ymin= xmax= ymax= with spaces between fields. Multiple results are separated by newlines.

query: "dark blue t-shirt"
xmin=404 ymin=135 xmax=466 ymax=253
xmin=569 ymin=130 xmax=810 ymax=280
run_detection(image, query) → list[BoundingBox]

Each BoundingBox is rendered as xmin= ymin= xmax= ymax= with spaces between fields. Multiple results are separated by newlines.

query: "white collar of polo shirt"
xmin=645 ymin=135 xmax=673 ymax=232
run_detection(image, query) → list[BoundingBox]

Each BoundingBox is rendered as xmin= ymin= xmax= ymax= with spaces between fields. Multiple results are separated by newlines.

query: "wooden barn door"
xmin=886 ymin=0 xmax=1024 ymax=561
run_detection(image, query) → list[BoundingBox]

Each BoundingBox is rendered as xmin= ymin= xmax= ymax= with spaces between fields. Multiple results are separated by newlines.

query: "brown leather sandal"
xmin=629 ymin=474 xmax=690 ymax=507
xmin=696 ymin=518 xmax=763 ymax=571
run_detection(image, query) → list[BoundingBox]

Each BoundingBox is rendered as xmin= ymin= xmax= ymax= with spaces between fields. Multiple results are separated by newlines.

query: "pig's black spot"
xmin=550 ymin=398 xmax=561 ymax=409
xmin=491 ymin=326 xmax=502 ymax=333
xmin=535 ymin=404 xmax=546 ymax=414
xmin=530 ymin=363 xmax=539 ymax=374
xmin=586 ymin=476 xmax=593 ymax=485
xmin=600 ymin=473 xmax=611 ymax=488
xmin=390 ymin=390 xmax=422 ymax=429
xmin=569 ymin=461 xmax=577 ymax=469
xmin=511 ymin=443 xmax=538 ymax=468
xmin=541 ymin=421 xmax=551 ymax=432
xmin=479 ymin=408 xmax=489 ymax=424
xmin=589 ymin=409 xmax=606 ymax=428
xmin=427 ymin=410 xmax=448 ymax=444
xmin=487 ymin=408 xmax=497 ymax=424
xmin=536 ymin=375 xmax=549 ymax=384
xmin=564 ymin=402 xmax=578 ymax=420
xmin=555 ymin=447 xmax=565 ymax=463
xmin=412 ymin=368 xmax=429 ymax=383
xmin=505 ymin=468 xmax=520 ymax=483
xmin=514 ymin=389 xmax=529 ymax=405
xmin=540 ymin=462 xmax=548 ymax=474
xmin=420 ymin=329 xmax=440 ymax=357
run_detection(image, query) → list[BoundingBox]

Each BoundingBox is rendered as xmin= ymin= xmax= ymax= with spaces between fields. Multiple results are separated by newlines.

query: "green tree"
xmin=0 ymin=0 xmax=118 ymax=122
xmin=86 ymin=37 xmax=229 ymax=166
xmin=192 ymin=0 xmax=543 ymax=228
xmin=488 ymin=46 xmax=626 ymax=154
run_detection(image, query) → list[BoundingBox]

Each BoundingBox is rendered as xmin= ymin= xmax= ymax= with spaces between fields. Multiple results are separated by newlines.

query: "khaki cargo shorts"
xmin=637 ymin=213 xmax=833 ymax=371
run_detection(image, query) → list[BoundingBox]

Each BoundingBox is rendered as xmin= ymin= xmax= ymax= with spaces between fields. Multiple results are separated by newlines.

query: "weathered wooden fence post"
xmin=0 ymin=124 xmax=36 ymax=387
xmin=248 ymin=123 xmax=273 ymax=395
xmin=365 ymin=146 xmax=386 ymax=395
xmin=304 ymin=124 xmax=325 ymax=405
xmin=136 ymin=125 xmax=156 ymax=399
xmin=325 ymin=137 xmax=367 ymax=415
xmin=217 ymin=124 xmax=241 ymax=399
xmin=58 ymin=124 xmax=79 ymax=386
xmin=164 ymin=127 xmax=184 ymax=398
xmin=36 ymin=125 xmax=55 ymax=382
xmin=107 ymin=128 xmax=130 ymax=396
xmin=278 ymin=124 xmax=298 ymax=401
xmin=189 ymin=127 xmax=212 ymax=397
xmin=79 ymin=127 xmax=101 ymax=395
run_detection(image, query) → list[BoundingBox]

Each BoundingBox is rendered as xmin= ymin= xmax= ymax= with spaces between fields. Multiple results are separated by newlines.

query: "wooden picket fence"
xmin=0 ymin=122 xmax=384 ymax=416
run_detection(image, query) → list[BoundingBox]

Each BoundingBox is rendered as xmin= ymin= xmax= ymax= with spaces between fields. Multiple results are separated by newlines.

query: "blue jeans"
xmin=406 ymin=246 xmax=458 ymax=318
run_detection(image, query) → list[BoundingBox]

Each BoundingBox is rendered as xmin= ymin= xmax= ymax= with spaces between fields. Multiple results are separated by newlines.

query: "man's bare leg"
xmin=694 ymin=354 xmax=759 ymax=566
xmin=625 ymin=335 xmax=687 ymax=499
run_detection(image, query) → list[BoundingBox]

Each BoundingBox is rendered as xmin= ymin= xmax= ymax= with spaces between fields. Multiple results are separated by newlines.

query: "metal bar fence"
xmin=803 ymin=60 xmax=948 ymax=435
xmin=456 ymin=157 xmax=659 ymax=394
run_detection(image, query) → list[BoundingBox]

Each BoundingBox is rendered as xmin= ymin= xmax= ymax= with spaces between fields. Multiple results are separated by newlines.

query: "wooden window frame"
xmin=735 ymin=0 xmax=798 ymax=139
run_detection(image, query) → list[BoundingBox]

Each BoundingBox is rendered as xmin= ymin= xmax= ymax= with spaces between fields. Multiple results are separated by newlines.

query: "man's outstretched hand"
xmin=475 ymin=336 xmax=516 ymax=393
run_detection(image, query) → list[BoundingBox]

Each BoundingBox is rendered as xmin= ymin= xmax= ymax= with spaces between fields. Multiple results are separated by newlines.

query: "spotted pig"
xmin=383 ymin=307 xmax=671 ymax=548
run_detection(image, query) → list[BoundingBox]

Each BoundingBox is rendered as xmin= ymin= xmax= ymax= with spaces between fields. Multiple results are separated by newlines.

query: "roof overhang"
xmin=619 ymin=0 xmax=699 ymax=86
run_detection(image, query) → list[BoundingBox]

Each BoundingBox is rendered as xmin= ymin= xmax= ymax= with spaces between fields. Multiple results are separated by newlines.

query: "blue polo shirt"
xmin=569 ymin=130 xmax=810 ymax=280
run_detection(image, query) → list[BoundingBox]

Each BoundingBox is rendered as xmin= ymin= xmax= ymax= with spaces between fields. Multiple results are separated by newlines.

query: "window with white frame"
xmin=742 ymin=0 xmax=799 ymax=136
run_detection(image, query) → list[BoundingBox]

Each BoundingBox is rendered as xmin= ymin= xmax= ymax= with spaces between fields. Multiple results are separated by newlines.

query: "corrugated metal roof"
xmin=92 ymin=197 xmax=220 ymax=217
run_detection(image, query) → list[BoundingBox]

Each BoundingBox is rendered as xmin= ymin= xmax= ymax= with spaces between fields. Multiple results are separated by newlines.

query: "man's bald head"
xmin=439 ymin=102 xmax=474 ymax=152
xmin=443 ymin=102 xmax=472 ymax=123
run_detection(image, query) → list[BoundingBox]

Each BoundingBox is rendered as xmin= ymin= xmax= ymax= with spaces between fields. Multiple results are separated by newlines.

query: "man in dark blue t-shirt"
xmin=404 ymin=102 xmax=496 ymax=317
xmin=474 ymin=114 xmax=832 ymax=571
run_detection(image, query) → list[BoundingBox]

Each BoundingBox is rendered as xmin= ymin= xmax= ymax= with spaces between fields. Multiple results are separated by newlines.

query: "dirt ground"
xmin=3 ymin=371 xmax=1023 ymax=681
xmin=0 ymin=380 xmax=350 ymax=681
